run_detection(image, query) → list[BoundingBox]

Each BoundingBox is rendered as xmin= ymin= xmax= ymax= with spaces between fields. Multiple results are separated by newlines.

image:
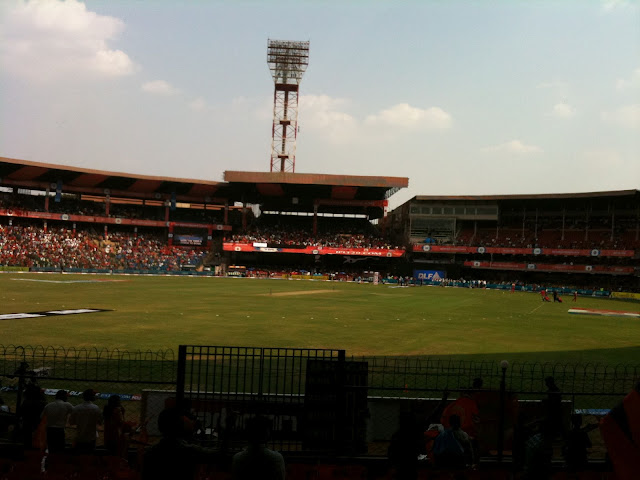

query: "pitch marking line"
xmin=568 ymin=308 xmax=640 ymax=318
xmin=11 ymin=278 xmax=129 ymax=284
xmin=528 ymin=304 xmax=544 ymax=315
xmin=261 ymin=289 xmax=336 ymax=297
xmin=0 ymin=309 xmax=111 ymax=321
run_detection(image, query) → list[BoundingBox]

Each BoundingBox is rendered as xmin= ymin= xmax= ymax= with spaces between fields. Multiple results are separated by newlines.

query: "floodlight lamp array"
xmin=267 ymin=39 xmax=310 ymax=85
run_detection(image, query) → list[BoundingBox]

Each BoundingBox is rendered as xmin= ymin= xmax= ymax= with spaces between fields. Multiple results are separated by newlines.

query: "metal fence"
xmin=1 ymin=344 xmax=639 ymax=462
xmin=0 ymin=344 xmax=177 ymax=445
xmin=351 ymin=356 xmax=640 ymax=457
xmin=175 ymin=346 xmax=363 ymax=455
xmin=359 ymin=356 xmax=639 ymax=400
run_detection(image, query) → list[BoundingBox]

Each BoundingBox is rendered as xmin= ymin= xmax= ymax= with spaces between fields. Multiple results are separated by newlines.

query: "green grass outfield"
xmin=0 ymin=273 xmax=639 ymax=365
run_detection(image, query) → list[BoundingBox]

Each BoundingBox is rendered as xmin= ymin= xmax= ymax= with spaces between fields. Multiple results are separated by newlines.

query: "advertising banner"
xmin=413 ymin=270 xmax=446 ymax=281
xmin=0 ymin=266 xmax=29 ymax=272
xmin=224 ymin=243 xmax=405 ymax=257
xmin=413 ymin=243 xmax=634 ymax=257
xmin=611 ymin=292 xmax=640 ymax=301
xmin=464 ymin=261 xmax=634 ymax=274
xmin=175 ymin=235 xmax=203 ymax=246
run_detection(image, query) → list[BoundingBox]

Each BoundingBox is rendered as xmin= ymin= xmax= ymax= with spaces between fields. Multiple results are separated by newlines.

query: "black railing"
xmin=1 ymin=344 xmax=638 ymax=461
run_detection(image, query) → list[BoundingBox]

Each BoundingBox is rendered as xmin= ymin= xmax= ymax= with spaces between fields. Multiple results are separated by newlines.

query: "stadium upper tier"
xmin=390 ymin=189 xmax=640 ymax=251
xmin=0 ymin=157 xmax=408 ymax=220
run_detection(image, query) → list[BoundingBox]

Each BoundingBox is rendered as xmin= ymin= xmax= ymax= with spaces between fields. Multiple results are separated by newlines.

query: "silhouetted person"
xmin=69 ymin=389 xmax=102 ymax=453
xmin=143 ymin=406 xmax=215 ymax=480
xmin=544 ymin=376 xmax=563 ymax=439
xmin=433 ymin=414 xmax=470 ymax=469
xmin=388 ymin=411 xmax=424 ymax=480
xmin=103 ymin=395 xmax=129 ymax=457
xmin=232 ymin=416 xmax=285 ymax=480
xmin=564 ymin=414 xmax=592 ymax=471
xmin=42 ymin=389 xmax=73 ymax=453
xmin=523 ymin=421 xmax=553 ymax=480
xmin=19 ymin=383 xmax=46 ymax=448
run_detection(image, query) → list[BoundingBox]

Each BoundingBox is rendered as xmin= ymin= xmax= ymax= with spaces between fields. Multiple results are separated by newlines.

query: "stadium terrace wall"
xmin=0 ymin=208 xmax=230 ymax=231
xmin=413 ymin=244 xmax=635 ymax=257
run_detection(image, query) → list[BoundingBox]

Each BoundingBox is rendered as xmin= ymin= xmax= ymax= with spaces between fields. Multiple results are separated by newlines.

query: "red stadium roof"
xmin=224 ymin=170 xmax=408 ymax=188
xmin=0 ymin=158 xmax=408 ymax=218
xmin=0 ymin=156 xmax=228 ymax=202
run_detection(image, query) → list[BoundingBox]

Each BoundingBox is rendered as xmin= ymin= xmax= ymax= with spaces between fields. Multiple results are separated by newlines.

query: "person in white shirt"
xmin=42 ymin=390 xmax=73 ymax=453
xmin=69 ymin=389 xmax=102 ymax=453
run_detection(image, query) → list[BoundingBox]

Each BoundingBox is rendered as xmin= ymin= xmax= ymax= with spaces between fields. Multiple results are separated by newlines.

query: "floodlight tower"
xmin=267 ymin=39 xmax=309 ymax=173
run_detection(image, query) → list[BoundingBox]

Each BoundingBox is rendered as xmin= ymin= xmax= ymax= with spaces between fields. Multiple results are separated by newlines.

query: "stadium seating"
xmin=0 ymin=224 xmax=205 ymax=271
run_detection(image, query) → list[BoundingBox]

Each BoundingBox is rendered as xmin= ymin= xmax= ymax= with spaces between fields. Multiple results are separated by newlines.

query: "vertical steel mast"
xmin=267 ymin=40 xmax=309 ymax=173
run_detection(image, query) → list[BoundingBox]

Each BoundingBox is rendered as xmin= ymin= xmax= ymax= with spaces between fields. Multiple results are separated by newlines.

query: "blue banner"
xmin=413 ymin=270 xmax=446 ymax=281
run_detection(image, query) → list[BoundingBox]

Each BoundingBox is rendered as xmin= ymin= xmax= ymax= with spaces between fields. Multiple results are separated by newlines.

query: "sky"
xmin=1 ymin=0 xmax=639 ymax=209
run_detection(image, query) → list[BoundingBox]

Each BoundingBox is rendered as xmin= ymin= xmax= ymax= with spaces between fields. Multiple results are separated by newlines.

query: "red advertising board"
xmin=224 ymin=243 xmax=405 ymax=257
xmin=463 ymin=261 xmax=634 ymax=274
xmin=414 ymin=244 xmax=634 ymax=257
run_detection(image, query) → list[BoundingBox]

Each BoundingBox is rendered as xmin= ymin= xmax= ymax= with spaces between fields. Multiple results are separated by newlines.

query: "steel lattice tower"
xmin=267 ymin=40 xmax=309 ymax=173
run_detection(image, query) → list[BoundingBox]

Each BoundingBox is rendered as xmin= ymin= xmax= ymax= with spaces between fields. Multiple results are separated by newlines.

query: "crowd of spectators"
xmin=454 ymin=226 xmax=639 ymax=250
xmin=227 ymin=217 xmax=403 ymax=250
xmin=228 ymin=229 xmax=402 ymax=249
xmin=0 ymin=225 xmax=205 ymax=271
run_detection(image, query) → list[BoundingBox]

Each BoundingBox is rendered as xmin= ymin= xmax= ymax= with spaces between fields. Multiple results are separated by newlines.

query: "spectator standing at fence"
xmin=544 ymin=376 xmax=564 ymax=439
xmin=42 ymin=390 xmax=73 ymax=453
xmin=388 ymin=411 xmax=424 ymax=480
xmin=441 ymin=387 xmax=480 ymax=439
xmin=103 ymin=395 xmax=130 ymax=457
xmin=433 ymin=414 xmax=472 ymax=469
xmin=523 ymin=421 xmax=553 ymax=480
xmin=232 ymin=415 xmax=285 ymax=480
xmin=69 ymin=389 xmax=102 ymax=453
xmin=144 ymin=406 xmax=216 ymax=480
xmin=20 ymin=383 xmax=46 ymax=449
xmin=564 ymin=414 xmax=592 ymax=472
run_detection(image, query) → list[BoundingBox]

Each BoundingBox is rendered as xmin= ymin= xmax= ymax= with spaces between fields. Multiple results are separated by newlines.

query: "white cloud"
xmin=141 ymin=80 xmax=180 ymax=96
xmin=601 ymin=104 xmax=640 ymax=129
xmin=551 ymin=102 xmax=576 ymax=118
xmin=364 ymin=103 xmax=453 ymax=129
xmin=482 ymin=140 xmax=543 ymax=154
xmin=298 ymin=94 xmax=357 ymax=143
xmin=602 ymin=0 xmax=635 ymax=12
xmin=189 ymin=97 xmax=207 ymax=111
xmin=616 ymin=67 xmax=640 ymax=89
xmin=0 ymin=0 xmax=135 ymax=80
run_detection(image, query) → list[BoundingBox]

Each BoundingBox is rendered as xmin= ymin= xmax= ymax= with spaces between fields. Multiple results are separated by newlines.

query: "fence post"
xmin=176 ymin=345 xmax=187 ymax=410
xmin=336 ymin=349 xmax=347 ymax=455
xmin=497 ymin=359 xmax=509 ymax=463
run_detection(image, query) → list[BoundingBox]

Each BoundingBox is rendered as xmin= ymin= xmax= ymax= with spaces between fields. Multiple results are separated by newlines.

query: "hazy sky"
xmin=1 ymin=0 xmax=639 ymax=208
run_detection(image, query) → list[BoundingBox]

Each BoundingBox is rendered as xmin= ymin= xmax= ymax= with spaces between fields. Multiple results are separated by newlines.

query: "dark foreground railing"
xmin=1 ymin=344 xmax=638 ymax=462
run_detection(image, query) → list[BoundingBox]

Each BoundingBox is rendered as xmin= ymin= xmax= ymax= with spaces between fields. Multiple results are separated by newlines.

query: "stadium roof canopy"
xmin=0 ymin=156 xmax=231 ymax=202
xmin=0 ymin=158 xmax=409 ymax=217
xmin=224 ymin=171 xmax=408 ymax=218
